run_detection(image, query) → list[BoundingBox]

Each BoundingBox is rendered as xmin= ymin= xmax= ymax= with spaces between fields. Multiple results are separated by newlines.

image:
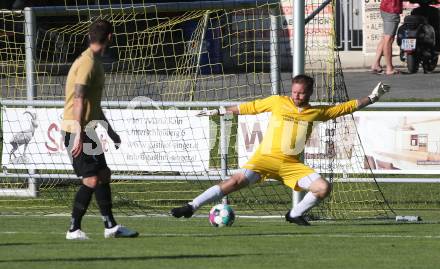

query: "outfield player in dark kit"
xmin=62 ymin=19 xmax=138 ymax=240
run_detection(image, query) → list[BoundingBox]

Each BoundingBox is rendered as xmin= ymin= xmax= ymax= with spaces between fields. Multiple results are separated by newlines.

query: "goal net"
xmin=0 ymin=0 xmax=394 ymax=219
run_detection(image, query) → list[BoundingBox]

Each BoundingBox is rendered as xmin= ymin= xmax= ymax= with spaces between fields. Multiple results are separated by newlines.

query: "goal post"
xmin=0 ymin=0 xmax=395 ymax=219
xmin=292 ymin=0 xmax=305 ymax=208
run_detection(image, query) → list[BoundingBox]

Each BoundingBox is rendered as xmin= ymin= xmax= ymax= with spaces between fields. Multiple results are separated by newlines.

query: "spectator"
xmin=371 ymin=0 xmax=404 ymax=75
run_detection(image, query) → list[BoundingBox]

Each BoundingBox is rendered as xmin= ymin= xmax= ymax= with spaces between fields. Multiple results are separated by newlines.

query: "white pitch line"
xmin=2 ymin=231 xmax=69 ymax=235
xmin=265 ymin=233 xmax=440 ymax=239
xmin=138 ymin=233 xmax=440 ymax=239
xmin=1 ymin=231 xmax=439 ymax=239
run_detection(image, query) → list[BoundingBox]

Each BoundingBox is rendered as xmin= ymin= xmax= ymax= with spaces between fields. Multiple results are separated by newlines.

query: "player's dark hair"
xmin=88 ymin=19 xmax=113 ymax=44
xmin=292 ymin=74 xmax=314 ymax=94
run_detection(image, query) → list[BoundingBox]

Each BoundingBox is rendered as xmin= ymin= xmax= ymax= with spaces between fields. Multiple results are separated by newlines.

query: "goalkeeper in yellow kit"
xmin=171 ymin=74 xmax=390 ymax=225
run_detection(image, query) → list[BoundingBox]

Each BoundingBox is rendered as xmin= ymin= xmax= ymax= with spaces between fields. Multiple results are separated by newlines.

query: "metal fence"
xmin=336 ymin=0 xmax=363 ymax=50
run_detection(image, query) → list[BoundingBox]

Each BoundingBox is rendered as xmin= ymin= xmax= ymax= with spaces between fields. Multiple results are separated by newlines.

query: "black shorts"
xmin=63 ymin=130 xmax=108 ymax=178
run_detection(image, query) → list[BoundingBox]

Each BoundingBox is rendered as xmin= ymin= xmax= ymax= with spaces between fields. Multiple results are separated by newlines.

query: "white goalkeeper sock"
xmin=189 ymin=185 xmax=224 ymax=210
xmin=289 ymin=191 xmax=320 ymax=218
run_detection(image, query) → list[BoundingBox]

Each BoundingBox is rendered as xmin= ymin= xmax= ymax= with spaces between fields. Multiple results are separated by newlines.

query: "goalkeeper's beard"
xmin=293 ymin=98 xmax=310 ymax=108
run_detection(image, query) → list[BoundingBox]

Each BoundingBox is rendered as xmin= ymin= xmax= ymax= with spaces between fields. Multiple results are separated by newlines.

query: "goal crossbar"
xmin=26 ymin=0 xmax=280 ymax=16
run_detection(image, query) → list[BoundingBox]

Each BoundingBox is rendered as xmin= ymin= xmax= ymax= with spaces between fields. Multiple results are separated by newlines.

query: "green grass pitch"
xmin=1 ymin=215 xmax=439 ymax=269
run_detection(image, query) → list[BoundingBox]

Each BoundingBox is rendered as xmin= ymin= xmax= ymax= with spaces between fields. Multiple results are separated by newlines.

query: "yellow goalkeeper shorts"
xmin=242 ymin=154 xmax=316 ymax=191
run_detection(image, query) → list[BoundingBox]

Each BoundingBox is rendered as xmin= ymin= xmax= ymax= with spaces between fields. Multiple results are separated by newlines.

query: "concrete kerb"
xmin=339 ymin=51 xmax=407 ymax=72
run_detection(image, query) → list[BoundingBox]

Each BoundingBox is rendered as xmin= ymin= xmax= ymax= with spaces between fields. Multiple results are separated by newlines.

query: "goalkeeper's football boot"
xmin=171 ymin=204 xmax=194 ymax=218
xmin=285 ymin=213 xmax=311 ymax=226
xmin=104 ymin=225 xmax=139 ymax=238
xmin=66 ymin=229 xmax=89 ymax=240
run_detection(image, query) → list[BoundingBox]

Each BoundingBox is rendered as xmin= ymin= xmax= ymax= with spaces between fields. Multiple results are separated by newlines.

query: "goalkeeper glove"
xmin=197 ymin=107 xmax=227 ymax=116
xmin=368 ymin=82 xmax=390 ymax=103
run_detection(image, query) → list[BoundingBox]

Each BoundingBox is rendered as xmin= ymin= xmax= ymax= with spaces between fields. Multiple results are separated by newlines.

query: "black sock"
xmin=69 ymin=185 xmax=94 ymax=232
xmin=95 ymin=183 xmax=117 ymax=229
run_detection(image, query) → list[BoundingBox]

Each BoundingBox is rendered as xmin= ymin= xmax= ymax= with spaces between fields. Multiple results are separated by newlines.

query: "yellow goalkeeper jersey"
xmin=239 ymin=95 xmax=358 ymax=162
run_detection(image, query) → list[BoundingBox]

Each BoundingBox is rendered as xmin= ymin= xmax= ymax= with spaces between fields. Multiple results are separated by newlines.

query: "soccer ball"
xmin=209 ymin=204 xmax=235 ymax=227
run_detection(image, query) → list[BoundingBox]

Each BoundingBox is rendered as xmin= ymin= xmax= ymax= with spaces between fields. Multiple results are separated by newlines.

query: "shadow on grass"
xmin=138 ymin=223 xmax=440 ymax=238
xmin=0 ymin=253 xmax=270 ymax=263
xmin=138 ymin=231 xmax=313 ymax=238
xmin=0 ymin=243 xmax=37 ymax=247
